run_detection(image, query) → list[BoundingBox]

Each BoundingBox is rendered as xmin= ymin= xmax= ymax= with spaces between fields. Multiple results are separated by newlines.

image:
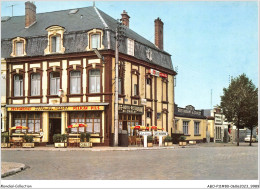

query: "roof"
xmin=1 ymin=6 xmax=174 ymax=71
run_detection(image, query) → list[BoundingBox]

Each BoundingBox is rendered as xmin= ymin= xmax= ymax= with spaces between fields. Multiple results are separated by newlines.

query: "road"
xmin=1 ymin=145 xmax=258 ymax=180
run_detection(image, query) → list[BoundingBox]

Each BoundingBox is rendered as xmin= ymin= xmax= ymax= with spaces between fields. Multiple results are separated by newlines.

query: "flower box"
xmin=179 ymin=141 xmax=187 ymax=146
xmin=54 ymin=142 xmax=67 ymax=148
xmin=165 ymin=142 xmax=173 ymax=146
xmin=147 ymin=142 xmax=153 ymax=147
xmin=1 ymin=143 xmax=11 ymax=148
xmin=80 ymin=142 xmax=92 ymax=148
xmin=22 ymin=143 xmax=35 ymax=148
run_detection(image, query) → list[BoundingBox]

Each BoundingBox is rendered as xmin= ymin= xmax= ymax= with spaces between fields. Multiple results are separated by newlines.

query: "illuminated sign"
xmin=149 ymin=69 xmax=167 ymax=78
xmin=7 ymin=106 xmax=105 ymax=111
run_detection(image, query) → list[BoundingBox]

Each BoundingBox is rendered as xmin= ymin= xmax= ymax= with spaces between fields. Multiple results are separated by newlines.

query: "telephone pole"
xmin=114 ymin=20 xmax=125 ymax=146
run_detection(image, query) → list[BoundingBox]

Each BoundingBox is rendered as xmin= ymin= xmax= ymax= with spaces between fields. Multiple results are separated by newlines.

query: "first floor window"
xmin=70 ymin=71 xmax=81 ymax=94
xmin=50 ymin=72 xmax=60 ymax=95
xmin=14 ymin=75 xmax=23 ymax=97
xmin=194 ymin=122 xmax=200 ymax=135
xmin=118 ymin=78 xmax=122 ymax=94
xmin=13 ymin=113 xmax=41 ymax=133
xmin=31 ymin=73 xmax=40 ymax=96
xmin=89 ymin=69 xmax=100 ymax=93
xmin=183 ymin=121 xmax=189 ymax=135
xmin=134 ymin=84 xmax=138 ymax=96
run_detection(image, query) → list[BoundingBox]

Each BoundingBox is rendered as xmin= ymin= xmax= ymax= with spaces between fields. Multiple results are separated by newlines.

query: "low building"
xmin=174 ymin=104 xmax=208 ymax=143
xmin=1 ymin=2 xmax=176 ymax=146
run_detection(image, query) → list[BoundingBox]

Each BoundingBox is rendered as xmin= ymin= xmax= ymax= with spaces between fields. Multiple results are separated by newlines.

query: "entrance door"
xmin=49 ymin=118 xmax=61 ymax=144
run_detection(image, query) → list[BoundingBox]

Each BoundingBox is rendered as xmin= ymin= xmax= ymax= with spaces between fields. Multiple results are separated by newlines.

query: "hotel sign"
xmin=7 ymin=106 xmax=105 ymax=111
xmin=149 ymin=69 xmax=168 ymax=78
xmin=118 ymin=104 xmax=144 ymax=115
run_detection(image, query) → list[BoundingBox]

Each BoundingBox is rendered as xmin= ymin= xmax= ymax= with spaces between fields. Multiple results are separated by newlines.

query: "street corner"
xmin=1 ymin=162 xmax=28 ymax=178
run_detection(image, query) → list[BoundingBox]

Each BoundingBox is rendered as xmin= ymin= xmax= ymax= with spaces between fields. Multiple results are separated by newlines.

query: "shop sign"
xmin=118 ymin=104 xmax=144 ymax=115
xmin=7 ymin=106 xmax=105 ymax=111
xmin=139 ymin=131 xmax=152 ymax=136
xmin=149 ymin=69 xmax=168 ymax=78
xmin=154 ymin=131 xmax=168 ymax=136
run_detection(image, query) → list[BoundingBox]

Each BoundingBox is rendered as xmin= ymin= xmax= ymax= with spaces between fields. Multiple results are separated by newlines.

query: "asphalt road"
xmin=1 ymin=145 xmax=258 ymax=180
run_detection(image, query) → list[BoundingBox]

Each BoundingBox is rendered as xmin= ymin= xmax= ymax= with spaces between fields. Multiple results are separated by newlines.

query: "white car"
xmin=244 ymin=135 xmax=256 ymax=142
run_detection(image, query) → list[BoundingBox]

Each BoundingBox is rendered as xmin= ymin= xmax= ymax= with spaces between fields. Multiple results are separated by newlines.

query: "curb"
xmin=1 ymin=164 xmax=28 ymax=178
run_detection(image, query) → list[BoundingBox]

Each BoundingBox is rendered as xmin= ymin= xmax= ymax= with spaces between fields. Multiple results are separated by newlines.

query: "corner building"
xmin=1 ymin=2 xmax=176 ymax=146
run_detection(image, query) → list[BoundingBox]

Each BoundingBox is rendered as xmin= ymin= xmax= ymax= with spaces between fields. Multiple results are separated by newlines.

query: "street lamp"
xmin=93 ymin=48 xmax=105 ymax=64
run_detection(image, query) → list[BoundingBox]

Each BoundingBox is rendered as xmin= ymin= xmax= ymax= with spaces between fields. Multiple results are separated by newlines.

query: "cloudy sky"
xmin=1 ymin=1 xmax=258 ymax=110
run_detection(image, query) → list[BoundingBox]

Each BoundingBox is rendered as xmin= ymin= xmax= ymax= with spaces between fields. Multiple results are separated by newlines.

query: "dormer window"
xmin=44 ymin=25 xmax=65 ymax=55
xmin=91 ymin=34 xmax=101 ymax=49
xmin=51 ymin=35 xmax=61 ymax=53
xmin=11 ymin=37 xmax=27 ymax=57
xmin=127 ymin=38 xmax=134 ymax=56
xmin=86 ymin=29 xmax=104 ymax=51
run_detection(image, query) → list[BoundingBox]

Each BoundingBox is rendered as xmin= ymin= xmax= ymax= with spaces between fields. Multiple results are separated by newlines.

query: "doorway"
xmin=49 ymin=118 xmax=61 ymax=144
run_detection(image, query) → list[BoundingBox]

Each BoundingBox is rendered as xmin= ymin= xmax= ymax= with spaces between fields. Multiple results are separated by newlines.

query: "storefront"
xmin=118 ymin=104 xmax=144 ymax=136
xmin=7 ymin=103 xmax=108 ymax=145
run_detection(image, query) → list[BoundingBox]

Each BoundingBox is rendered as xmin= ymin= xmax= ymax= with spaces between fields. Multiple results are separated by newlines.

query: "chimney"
xmin=121 ymin=10 xmax=130 ymax=27
xmin=25 ymin=1 xmax=36 ymax=28
xmin=154 ymin=17 xmax=164 ymax=50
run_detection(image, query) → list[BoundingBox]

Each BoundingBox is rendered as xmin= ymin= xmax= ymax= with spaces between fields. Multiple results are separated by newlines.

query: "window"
xmin=118 ymin=78 xmax=122 ymax=94
xmin=89 ymin=69 xmax=100 ymax=93
xmin=11 ymin=37 xmax=27 ymax=57
xmin=14 ymin=75 xmax=23 ymax=97
xmin=86 ymin=112 xmax=101 ymax=133
xmin=13 ymin=113 xmax=41 ymax=133
xmin=70 ymin=71 xmax=81 ymax=94
xmin=134 ymin=84 xmax=138 ymax=96
xmin=70 ymin=112 xmax=85 ymax=133
xmin=146 ymin=112 xmax=151 ymax=118
xmin=28 ymin=113 xmax=41 ymax=133
xmin=86 ymin=29 xmax=104 ymax=51
xmin=127 ymin=38 xmax=134 ymax=56
xmin=50 ymin=72 xmax=60 ymax=95
xmin=194 ymin=122 xmax=200 ymax=135
xmin=51 ymin=35 xmax=61 ymax=53
xmin=183 ymin=121 xmax=189 ymax=135
xmin=146 ymin=78 xmax=151 ymax=85
xmin=31 ymin=73 xmax=40 ymax=96
xmin=44 ymin=26 xmax=65 ymax=55
xmin=91 ymin=34 xmax=100 ymax=49
xmin=16 ymin=42 xmax=24 ymax=56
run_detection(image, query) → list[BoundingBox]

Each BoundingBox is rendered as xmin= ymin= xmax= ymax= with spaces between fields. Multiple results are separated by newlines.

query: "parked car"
xmin=244 ymin=135 xmax=256 ymax=142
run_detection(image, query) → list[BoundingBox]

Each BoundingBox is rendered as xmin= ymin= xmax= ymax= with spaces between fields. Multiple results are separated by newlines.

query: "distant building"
xmin=174 ymin=104 xmax=210 ymax=143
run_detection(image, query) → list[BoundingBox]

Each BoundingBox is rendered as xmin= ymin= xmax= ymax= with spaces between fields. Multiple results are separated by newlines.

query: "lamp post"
xmin=114 ymin=20 xmax=125 ymax=146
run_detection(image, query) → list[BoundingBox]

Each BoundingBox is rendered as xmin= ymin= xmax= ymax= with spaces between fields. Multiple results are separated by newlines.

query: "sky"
xmin=1 ymin=1 xmax=258 ymax=110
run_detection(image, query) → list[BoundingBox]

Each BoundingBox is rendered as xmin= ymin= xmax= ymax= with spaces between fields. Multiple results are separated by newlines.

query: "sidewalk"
xmin=1 ymin=162 xmax=27 ymax=178
xmin=1 ymin=145 xmax=176 ymax=151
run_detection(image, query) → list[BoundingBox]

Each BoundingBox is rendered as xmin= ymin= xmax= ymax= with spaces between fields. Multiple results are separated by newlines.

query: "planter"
xmin=22 ymin=143 xmax=35 ymax=148
xmin=165 ymin=142 xmax=173 ymax=146
xmin=189 ymin=141 xmax=196 ymax=145
xmin=80 ymin=142 xmax=92 ymax=148
xmin=54 ymin=142 xmax=67 ymax=148
xmin=147 ymin=142 xmax=153 ymax=147
xmin=179 ymin=141 xmax=187 ymax=146
xmin=1 ymin=143 xmax=11 ymax=148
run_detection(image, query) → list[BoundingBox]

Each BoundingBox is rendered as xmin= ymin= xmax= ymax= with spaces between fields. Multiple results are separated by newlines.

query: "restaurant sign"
xmin=118 ymin=104 xmax=144 ymax=115
xmin=149 ymin=69 xmax=168 ymax=78
xmin=139 ymin=131 xmax=152 ymax=136
xmin=154 ymin=131 xmax=168 ymax=136
xmin=7 ymin=106 xmax=105 ymax=111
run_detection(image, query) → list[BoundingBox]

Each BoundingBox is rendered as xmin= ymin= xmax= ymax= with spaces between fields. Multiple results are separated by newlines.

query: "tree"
xmin=220 ymin=74 xmax=258 ymax=146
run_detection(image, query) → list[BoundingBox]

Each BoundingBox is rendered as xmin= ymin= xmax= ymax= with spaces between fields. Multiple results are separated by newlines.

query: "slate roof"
xmin=1 ymin=6 xmax=174 ymax=71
